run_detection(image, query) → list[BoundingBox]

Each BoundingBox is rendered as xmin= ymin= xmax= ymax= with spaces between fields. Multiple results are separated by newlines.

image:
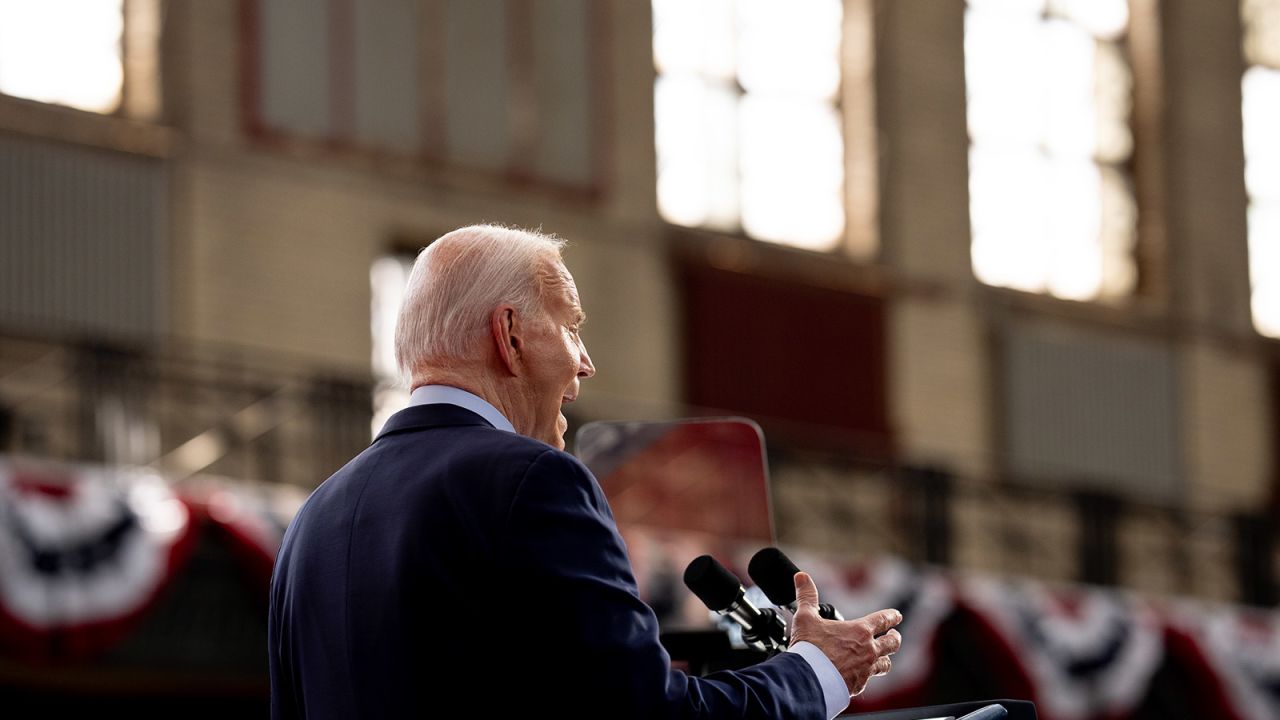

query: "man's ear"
xmin=490 ymin=305 xmax=523 ymax=376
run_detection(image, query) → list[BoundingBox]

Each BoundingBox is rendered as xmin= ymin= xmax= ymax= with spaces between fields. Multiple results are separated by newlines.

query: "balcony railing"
xmin=768 ymin=451 xmax=1277 ymax=607
xmin=0 ymin=332 xmax=372 ymax=489
xmin=0 ymin=330 xmax=1274 ymax=607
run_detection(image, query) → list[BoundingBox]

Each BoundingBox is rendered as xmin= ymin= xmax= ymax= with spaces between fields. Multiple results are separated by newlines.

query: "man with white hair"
xmin=268 ymin=224 xmax=902 ymax=719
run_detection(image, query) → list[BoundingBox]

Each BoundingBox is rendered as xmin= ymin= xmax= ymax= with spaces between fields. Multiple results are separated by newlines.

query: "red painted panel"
xmin=680 ymin=262 xmax=892 ymax=458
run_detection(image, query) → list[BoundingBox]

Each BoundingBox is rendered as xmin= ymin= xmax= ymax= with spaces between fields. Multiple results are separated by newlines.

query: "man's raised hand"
xmin=787 ymin=571 xmax=903 ymax=697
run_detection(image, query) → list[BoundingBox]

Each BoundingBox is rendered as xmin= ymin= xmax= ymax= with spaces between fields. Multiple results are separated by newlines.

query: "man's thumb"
xmin=794 ymin=571 xmax=819 ymax=610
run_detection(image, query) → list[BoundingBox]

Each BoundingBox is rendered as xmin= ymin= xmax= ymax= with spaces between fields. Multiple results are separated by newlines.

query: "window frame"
xmin=236 ymin=0 xmax=611 ymax=200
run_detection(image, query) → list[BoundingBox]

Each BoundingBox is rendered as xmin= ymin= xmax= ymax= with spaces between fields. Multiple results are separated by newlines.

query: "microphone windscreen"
xmin=683 ymin=555 xmax=743 ymax=612
xmin=748 ymin=547 xmax=801 ymax=607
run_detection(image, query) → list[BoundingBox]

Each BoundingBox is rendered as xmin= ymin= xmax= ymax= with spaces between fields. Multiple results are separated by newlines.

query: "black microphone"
xmin=748 ymin=547 xmax=844 ymax=621
xmin=683 ymin=554 xmax=788 ymax=652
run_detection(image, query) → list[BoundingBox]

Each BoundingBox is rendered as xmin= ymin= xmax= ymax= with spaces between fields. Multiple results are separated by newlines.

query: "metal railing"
xmin=767 ymin=449 xmax=1277 ymax=607
xmin=0 ymin=333 xmax=372 ymax=489
xmin=0 ymin=330 xmax=1273 ymax=607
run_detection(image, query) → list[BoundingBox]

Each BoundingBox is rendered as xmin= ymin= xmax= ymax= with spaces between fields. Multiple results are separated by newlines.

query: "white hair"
xmin=394 ymin=224 xmax=566 ymax=380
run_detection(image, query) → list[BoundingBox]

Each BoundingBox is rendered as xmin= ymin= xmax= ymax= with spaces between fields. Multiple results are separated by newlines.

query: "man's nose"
xmin=578 ymin=343 xmax=595 ymax=379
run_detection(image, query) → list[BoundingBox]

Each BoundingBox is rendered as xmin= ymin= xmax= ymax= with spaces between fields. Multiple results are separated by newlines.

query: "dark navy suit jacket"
xmin=268 ymin=403 xmax=825 ymax=719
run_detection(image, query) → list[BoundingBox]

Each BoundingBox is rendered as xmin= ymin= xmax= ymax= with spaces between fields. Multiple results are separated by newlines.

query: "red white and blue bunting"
xmin=960 ymin=576 xmax=1164 ymax=720
xmin=1170 ymin=600 xmax=1280 ymax=720
xmin=1 ymin=455 xmax=1278 ymax=720
xmin=727 ymin=546 xmax=1279 ymax=720
xmin=180 ymin=475 xmax=301 ymax=590
xmin=0 ymin=456 xmax=300 ymax=662
xmin=0 ymin=458 xmax=195 ymax=660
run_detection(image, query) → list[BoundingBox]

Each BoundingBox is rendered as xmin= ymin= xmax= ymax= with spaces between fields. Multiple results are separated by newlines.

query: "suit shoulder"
xmin=511 ymin=445 xmax=607 ymax=517
xmin=445 ymin=429 xmax=578 ymax=471
xmin=445 ymin=429 xmax=589 ymax=473
xmin=522 ymin=444 xmax=593 ymax=479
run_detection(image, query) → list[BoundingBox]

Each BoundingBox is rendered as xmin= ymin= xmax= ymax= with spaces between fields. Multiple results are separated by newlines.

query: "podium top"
xmin=842 ymin=700 xmax=1035 ymax=720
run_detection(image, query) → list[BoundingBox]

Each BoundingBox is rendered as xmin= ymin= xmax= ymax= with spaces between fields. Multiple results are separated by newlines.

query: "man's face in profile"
xmin=519 ymin=262 xmax=595 ymax=449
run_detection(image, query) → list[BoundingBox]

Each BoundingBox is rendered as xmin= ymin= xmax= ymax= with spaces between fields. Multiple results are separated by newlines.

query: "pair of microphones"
xmin=682 ymin=547 xmax=844 ymax=653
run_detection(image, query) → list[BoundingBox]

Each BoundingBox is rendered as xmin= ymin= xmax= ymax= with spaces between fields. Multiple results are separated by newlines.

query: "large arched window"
xmin=0 ymin=0 xmax=160 ymax=119
xmin=1243 ymin=0 xmax=1280 ymax=337
xmin=965 ymin=0 xmax=1137 ymax=301
xmin=652 ymin=0 xmax=846 ymax=251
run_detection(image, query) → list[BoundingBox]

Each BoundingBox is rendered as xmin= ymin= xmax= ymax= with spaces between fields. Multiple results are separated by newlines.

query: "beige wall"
xmin=167 ymin=0 xmax=680 ymax=413
xmin=170 ymin=0 xmax=1272 ymax=511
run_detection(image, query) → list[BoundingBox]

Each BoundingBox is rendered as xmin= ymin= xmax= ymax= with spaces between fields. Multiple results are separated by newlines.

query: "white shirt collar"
xmin=407 ymin=385 xmax=516 ymax=434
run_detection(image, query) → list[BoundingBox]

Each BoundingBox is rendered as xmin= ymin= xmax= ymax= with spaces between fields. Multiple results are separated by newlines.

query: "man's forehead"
xmin=542 ymin=259 xmax=584 ymax=314
xmin=550 ymin=261 xmax=580 ymax=298
xmin=565 ymin=290 xmax=586 ymax=322
xmin=550 ymin=259 xmax=574 ymax=282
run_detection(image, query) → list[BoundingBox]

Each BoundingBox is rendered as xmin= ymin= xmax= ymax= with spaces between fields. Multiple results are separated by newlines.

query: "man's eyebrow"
xmin=575 ymin=309 xmax=587 ymax=325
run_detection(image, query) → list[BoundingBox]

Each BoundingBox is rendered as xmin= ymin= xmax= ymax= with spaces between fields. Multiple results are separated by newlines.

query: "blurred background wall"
xmin=0 ymin=0 xmax=1277 ymax=717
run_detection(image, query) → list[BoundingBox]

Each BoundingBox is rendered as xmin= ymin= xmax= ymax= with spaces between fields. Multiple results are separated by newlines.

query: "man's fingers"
xmin=864 ymin=608 xmax=903 ymax=635
xmin=793 ymin=571 xmax=820 ymax=611
xmin=872 ymin=655 xmax=893 ymax=677
xmin=874 ymin=628 xmax=902 ymax=656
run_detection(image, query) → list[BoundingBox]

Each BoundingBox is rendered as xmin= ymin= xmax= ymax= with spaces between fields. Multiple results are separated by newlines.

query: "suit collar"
xmin=375 ymin=403 xmax=496 ymax=441
xmin=408 ymin=385 xmax=515 ymax=433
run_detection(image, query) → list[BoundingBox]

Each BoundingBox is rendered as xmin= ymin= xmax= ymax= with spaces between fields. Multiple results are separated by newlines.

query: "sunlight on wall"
xmin=370 ymin=256 xmax=413 ymax=437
